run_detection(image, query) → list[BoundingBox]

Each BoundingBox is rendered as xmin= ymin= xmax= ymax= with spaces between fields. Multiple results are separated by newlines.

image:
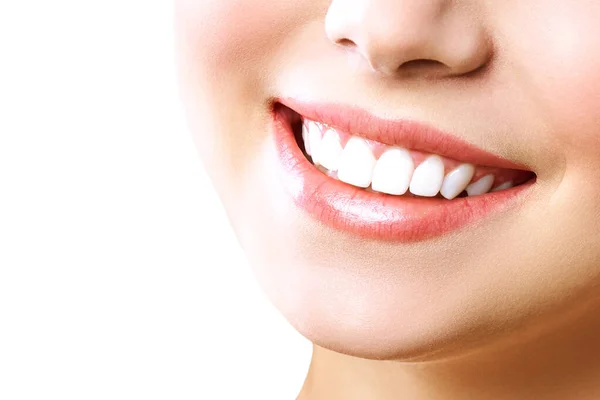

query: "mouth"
xmin=270 ymin=98 xmax=536 ymax=242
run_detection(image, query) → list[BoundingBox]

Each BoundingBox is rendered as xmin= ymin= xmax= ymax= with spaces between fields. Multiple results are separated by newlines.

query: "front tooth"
xmin=302 ymin=123 xmax=311 ymax=156
xmin=491 ymin=180 xmax=514 ymax=192
xmin=409 ymin=155 xmax=445 ymax=197
xmin=307 ymin=121 xmax=323 ymax=165
xmin=318 ymin=129 xmax=344 ymax=171
xmin=466 ymin=174 xmax=495 ymax=196
xmin=337 ymin=137 xmax=376 ymax=188
xmin=440 ymin=163 xmax=475 ymax=200
xmin=371 ymin=147 xmax=414 ymax=195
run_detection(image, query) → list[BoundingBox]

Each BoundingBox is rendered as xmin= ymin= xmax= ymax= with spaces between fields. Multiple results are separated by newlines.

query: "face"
xmin=175 ymin=0 xmax=600 ymax=360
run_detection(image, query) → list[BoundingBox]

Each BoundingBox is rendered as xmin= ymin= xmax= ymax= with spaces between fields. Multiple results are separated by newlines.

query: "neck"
xmin=297 ymin=300 xmax=600 ymax=400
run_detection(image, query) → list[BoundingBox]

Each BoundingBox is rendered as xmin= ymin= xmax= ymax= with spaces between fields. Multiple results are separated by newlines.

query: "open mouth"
xmin=271 ymin=98 xmax=536 ymax=241
xmin=293 ymin=115 xmax=534 ymax=200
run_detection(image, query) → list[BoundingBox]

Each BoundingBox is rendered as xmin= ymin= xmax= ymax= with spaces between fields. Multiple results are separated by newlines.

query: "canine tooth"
xmin=302 ymin=123 xmax=311 ymax=156
xmin=409 ymin=155 xmax=445 ymax=197
xmin=337 ymin=137 xmax=376 ymax=188
xmin=466 ymin=174 xmax=495 ymax=196
xmin=440 ymin=163 xmax=475 ymax=200
xmin=307 ymin=121 xmax=323 ymax=165
xmin=318 ymin=129 xmax=344 ymax=171
xmin=371 ymin=147 xmax=414 ymax=195
xmin=491 ymin=180 xmax=514 ymax=192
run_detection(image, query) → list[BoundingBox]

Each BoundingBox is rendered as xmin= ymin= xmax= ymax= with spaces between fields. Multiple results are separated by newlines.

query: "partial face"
xmin=175 ymin=0 xmax=600 ymax=359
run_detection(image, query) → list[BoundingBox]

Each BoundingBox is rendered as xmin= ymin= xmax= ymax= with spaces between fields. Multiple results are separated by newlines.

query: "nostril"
xmin=400 ymin=59 xmax=450 ymax=75
xmin=402 ymin=59 xmax=443 ymax=68
xmin=335 ymin=38 xmax=356 ymax=48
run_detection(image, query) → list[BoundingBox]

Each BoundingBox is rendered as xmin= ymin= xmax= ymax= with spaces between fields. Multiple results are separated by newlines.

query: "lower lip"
xmin=271 ymin=103 xmax=534 ymax=242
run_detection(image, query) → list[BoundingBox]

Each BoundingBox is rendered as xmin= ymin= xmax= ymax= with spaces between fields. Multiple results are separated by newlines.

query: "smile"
xmin=271 ymin=98 xmax=536 ymax=241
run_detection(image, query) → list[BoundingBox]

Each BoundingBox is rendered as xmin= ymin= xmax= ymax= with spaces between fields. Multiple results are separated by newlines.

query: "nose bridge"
xmin=325 ymin=0 xmax=491 ymax=77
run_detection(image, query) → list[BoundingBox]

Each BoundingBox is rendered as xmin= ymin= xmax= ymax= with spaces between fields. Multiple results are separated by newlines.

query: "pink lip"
xmin=270 ymin=100 xmax=535 ymax=242
xmin=278 ymin=97 xmax=529 ymax=170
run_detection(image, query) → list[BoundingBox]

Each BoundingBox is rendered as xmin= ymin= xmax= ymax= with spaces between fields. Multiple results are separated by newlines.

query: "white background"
xmin=0 ymin=1 xmax=311 ymax=398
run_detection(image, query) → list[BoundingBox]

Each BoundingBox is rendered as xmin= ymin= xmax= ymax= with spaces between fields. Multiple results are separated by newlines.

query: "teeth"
xmin=337 ymin=137 xmax=377 ymax=188
xmin=409 ymin=155 xmax=445 ymax=197
xmin=466 ymin=174 xmax=495 ymax=196
xmin=491 ymin=180 xmax=513 ymax=192
xmin=307 ymin=121 xmax=323 ymax=165
xmin=371 ymin=147 xmax=414 ymax=195
xmin=300 ymin=119 xmax=522 ymax=198
xmin=440 ymin=163 xmax=475 ymax=200
xmin=302 ymin=123 xmax=311 ymax=156
xmin=318 ymin=129 xmax=344 ymax=171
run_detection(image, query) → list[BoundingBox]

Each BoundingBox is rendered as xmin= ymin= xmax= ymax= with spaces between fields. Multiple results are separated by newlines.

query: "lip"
xmin=270 ymin=99 xmax=535 ymax=242
xmin=278 ymin=97 xmax=528 ymax=170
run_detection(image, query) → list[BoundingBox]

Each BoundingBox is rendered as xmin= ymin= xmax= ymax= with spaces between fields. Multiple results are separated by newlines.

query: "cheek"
xmin=173 ymin=0 xmax=319 ymax=209
xmin=174 ymin=0 xmax=309 ymax=79
xmin=506 ymin=3 xmax=600 ymax=159
xmin=174 ymin=1 xmax=280 ymax=177
xmin=501 ymin=3 xmax=600 ymax=243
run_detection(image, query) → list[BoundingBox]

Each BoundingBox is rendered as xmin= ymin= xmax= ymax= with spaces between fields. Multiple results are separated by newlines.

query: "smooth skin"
xmin=174 ymin=1 xmax=600 ymax=398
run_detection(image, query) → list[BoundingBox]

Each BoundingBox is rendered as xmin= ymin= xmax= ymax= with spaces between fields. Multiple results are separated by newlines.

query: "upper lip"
xmin=276 ymin=97 xmax=528 ymax=171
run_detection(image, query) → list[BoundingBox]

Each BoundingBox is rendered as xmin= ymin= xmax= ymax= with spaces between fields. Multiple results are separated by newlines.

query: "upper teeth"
xmin=301 ymin=119 xmax=514 ymax=199
xmin=371 ymin=147 xmax=414 ymax=195
xmin=440 ymin=163 xmax=475 ymax=200
xmin=318 ymin=128 xmax=344 ymax=172
xmin=337 ymin=136 xmax=377 ymax=188
xmin=466 ymin=174 xmax=495 ymax=196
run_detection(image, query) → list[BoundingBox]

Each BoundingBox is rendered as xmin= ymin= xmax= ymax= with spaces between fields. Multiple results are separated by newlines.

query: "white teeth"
xmin=307 ymin=121 xmax=323 ymax=165
xmin=466 ymin=174 xmax=495 ymax=196
xmin=337 ymin=137 xmax=376 ymax=188
xmin=318 ymin=129 xmax=344 ymax=171
xmin=440 ymin=163 xmax=475 ymax=200
xmin=491 ymin=180 xmax=514 ymax=192
xmin=409 ymin=155 xmax=445 ymax=197
xmin=301 ymin=119 xmax=518 ymax=198
xmin=371 ymin=147 xmax=414 ymax=195
xmin=302 ymin=123 xmax=311 ymax=156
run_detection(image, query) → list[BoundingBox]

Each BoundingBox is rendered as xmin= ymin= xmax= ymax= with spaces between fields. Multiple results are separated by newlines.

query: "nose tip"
xmin=325 ymin=0 xmax=493 ymax=79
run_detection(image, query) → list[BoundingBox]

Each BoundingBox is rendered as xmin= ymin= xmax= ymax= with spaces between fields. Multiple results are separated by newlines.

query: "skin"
xmin=174 ymin=0 xmax=600 ymax=398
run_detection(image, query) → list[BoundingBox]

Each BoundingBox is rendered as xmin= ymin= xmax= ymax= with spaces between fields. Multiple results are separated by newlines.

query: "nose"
xmin=325 ymin=0 xmax=493 ymax=78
